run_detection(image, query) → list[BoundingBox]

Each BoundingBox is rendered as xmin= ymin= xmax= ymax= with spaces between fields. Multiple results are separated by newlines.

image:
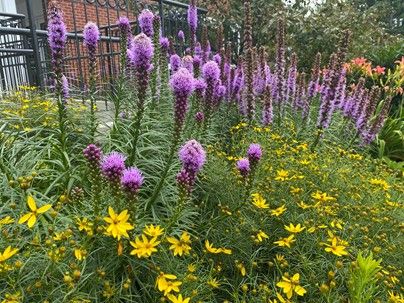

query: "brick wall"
xmin=47 ymin=0 xmax=138 ymax=90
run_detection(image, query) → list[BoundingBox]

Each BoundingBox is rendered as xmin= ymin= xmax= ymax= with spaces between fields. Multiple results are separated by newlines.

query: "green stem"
xmin=146 ymin=133 xmax=180 ymax=210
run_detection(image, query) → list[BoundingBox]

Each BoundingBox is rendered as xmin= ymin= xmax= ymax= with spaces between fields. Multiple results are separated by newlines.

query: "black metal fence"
xmin=0 ymin=0 xmax=221 ymax=93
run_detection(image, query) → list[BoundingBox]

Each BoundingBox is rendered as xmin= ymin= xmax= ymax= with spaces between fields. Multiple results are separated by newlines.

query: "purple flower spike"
xmin=83 ymin=22 xmax=100 ymax=50
xmin=160 ymin=37 xmax=170 ymax=51
xmin=129 ymin=33 xmax=154 ymax=71
xmin=177 ymin=30 xmax=185 ymax=42
xmin=202 ymin=60 xmax=220 ymax=83
xmin=101 ymin=152 xmax=127 ymax=182
xmin=182 ymin=55 xmax=194 ymax=74
xmin=247 ymin=143 xmax=262 ymax=164
xmin=187 ymin=2 xmax=197 ymax=32
xmin=170 ymin=54 xmax=182 ymax=73
xmin=179 ymin=139 xmax=206 ymax=173
xmin=61 ymin=75 xmax=69 ymax=102
xmin=138 ymin=9 xmax=154 ymax=37
xmin=170 ymin=68 xmax=195 ymax=131
xmin=83 ymin=144 xmax=102 ymax=167
xmin=236 ymin=158 xmax=250 ymax=178
xmin=121 ymin=167 xmax=144 ymax=194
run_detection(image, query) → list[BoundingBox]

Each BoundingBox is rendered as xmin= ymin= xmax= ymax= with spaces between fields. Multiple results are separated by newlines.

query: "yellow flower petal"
xmin=27 ymin=195 xmax=37 ymax=211
xmin=37 ymin=204 xmax=52 ymax=214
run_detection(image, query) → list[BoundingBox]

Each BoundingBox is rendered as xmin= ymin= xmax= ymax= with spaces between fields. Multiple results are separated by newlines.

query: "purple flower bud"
xmin=179 ymin=139 xmax=206 ymax=174
xmin=160 ymin=36 xmax=170 ymax=51
xmin=236 ymin=158 xmax=250 ymax=177
xmin=170 ymin=54 xmax=182 ymax=73
xmin=182 ymin=55 xmax=194 ymax=74
xmin=194 ymin=78 xmax=207 ymax=95
xmin=195 ymin=111 xmax=204 ymax=123
xmin=62 ymin=75 xmax=69 ymax=101
xmin=213 ymin=53 xmax=221 ymax=66
xmin=101 ymin=152 xmax=126 ymax=182
xmin=177 ymin=30 xmax=185 ymax=42
xmin=138 ymin=9 xmax=154 ymax=37
xmin=247 ymin=143 xmax=262 ymax=164
xmin=121 ymin=167 xmax=144 ymax=194
xmin=83 ymin=144 xmax=102 ymax=167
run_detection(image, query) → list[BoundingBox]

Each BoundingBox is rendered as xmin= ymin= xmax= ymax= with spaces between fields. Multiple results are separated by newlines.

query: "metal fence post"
xmin=158 ymin=0 xmax=165 ymax=36
xmin=26 ymin=0 xmax=44 ymax=89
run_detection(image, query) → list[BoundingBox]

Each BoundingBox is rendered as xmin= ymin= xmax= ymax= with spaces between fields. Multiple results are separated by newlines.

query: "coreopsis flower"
xmin=251 ymin=193 xmax=269 ymax=209
xmin=101 ymin=152 xmax=126 ymax=182
xmin=204 ymin=240 xmax=232 ymax=254
xmin=18 ymin=196 xmax=52 ymax=228
xmin=275 ymin=169 xmax=289 ymax=181
xmin=274 ymin=235 xmax=296 ymax=248
xmin=138 ymin=9 xmax=154 ymax=37
xmin=271 ymin=205 xmax=287 ymax=216
xmin=143 ymin=224 xmax=164 ymax=238
xmin=321 ymin=237 xmax=348 ymax=256
xmin=247 ymin=143 xmax=262 ymax=164
xmin=276 ymin=273 xmax=307 ymax=299
xmin=236 ymin=158 xmax=250 ymax=178
xmin=83 ymin=143 xmax=102 ymax=167
xmin=167 ymin=232 xmax=192 ymax=256
xmin=156 ymin=272 xmax=180 ymax=293
xmin=0 ymin=246 xmax=18 ymax=262
xmin=167 ymin=294 xmax=190 ymax=303
xmin=130 ymin=234 xmax=160 ymax=258
xmin=284 ymin=223 xmax=305 ymax=233
xmin=121 ymin=167 xmax=144 ymax=195
xmin=103 ymin=207 xmax=134 ymax=240
xmin=170 ymin=68 xmax=195 ymax=132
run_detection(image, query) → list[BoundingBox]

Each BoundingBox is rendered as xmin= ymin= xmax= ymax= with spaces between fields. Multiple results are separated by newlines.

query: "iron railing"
xmin=0 ymin=0 xmax=218 ymax=93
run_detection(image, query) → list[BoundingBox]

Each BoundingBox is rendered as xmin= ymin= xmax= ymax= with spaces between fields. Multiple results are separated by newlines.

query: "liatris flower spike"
xmin=138 ymin=9 xmax=154 ymax=37
xmin=170 ymin=68 xmax=195 ymax=134
xmin=247 ymin=143 xmax=262 ymax=165
xmin=83 ymin=144 xmax=102 ymax=168
xmin=101 ymin=152 xmax=126 ymax=183
xmin=236 ymin=158 xmax=250 ymax=178
xmin=121 ymin=167 xmax=144 ymax=196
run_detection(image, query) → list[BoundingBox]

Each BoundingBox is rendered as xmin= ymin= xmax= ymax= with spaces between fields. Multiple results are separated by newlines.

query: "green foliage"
xmin=348 ymin=251 xmax=382 ymax=303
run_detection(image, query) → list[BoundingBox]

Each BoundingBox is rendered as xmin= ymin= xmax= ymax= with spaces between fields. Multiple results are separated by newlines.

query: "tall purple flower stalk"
xmin=202 ymin=60 xmax=220 ymax=124
xmin=333 ymin=68 xmax=347 ymax=110
xmin=343 ymin=78 xmax=365 ymax=118
xmin=170 ymin=54 xmax=182 ymax=74
xmin=182 ymin=55 xmax=194 ymax=74
xmin=187 ymin=0 xmax=198 ymax=54
xmin=170 ymin=68 xmax=195 ymax=135
xmin=138 ymin=9 xmax=154 ymax=37
xmin=128 ymin=33 xmax=154 ymax=163
xmin=243 ymin=0 xmax=255 ymax=122
xmin=317 ymin=54 xmax=337 ymax=129
xmin=117 ymin=17 xmax=131 ymax=73
xmin=307 ymin=52 xmax=321 ymax=101
xmin=356 ymin=86 xmax=381 ymax=134
xmin=176 ymin=139 xmax=206 ymax=194
xmin=61 ymin=75 xmax=69 ymax=103
xmin=151 ymin=15 xmax=161 ymax=105
xmin=83 ymin=21 xmax=100 ymax=138
xmin=361 ymin=95 xmax=392 ymax=145
xmin=275 ymin=18 xmax=286 ymax=110
xmin=286 ymin=53 xmax=298 ymax=105
xmin=262 ymin=82 xmax=274 ymax=126
xmin=47 ymin=1 xmax=67 ymax=93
